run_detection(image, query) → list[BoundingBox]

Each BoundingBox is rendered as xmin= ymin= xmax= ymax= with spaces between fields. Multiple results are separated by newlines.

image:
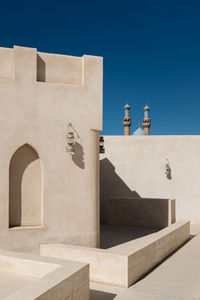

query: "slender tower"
xmin=123 ymin=103 xmax=131 ymax=135
xmin=142 ymin=104 xmax=151 ymax=135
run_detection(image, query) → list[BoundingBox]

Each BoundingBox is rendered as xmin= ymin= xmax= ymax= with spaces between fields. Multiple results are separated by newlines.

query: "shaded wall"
xmin=101 ymin=136 xmax=200 ymax=225
xmin=100 ymin=158 xmax=175 ymax=228
xmin=103 ymin=197 xmax=175 ymax=229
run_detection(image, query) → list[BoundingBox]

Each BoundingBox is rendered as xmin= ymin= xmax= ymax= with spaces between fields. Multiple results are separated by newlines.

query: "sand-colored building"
xmin=0 ymin=45 xmax=102 ymax=253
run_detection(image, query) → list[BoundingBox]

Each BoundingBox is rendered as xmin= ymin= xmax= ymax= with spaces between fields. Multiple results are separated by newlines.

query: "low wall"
xmin=42 ymin=246 xmax=128 ymax=287
xmin=41 ymin=221 xmax=190 ymax=288
xmin=126 ymin=220 xmax=189 ymax=286
xmin=104 ymin=197 xmax=175 ymax=229
xmin=0 ymin=250 xmax=89 ymax=300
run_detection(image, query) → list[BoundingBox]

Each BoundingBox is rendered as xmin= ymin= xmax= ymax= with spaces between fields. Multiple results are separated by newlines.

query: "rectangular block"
xmin=0 ymin=48 xmax=14 ymax=80
xmin=14 ymin=46 xmax=37 ymax=82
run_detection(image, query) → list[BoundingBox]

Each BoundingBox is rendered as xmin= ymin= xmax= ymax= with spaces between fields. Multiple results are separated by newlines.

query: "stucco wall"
xmin=0 ymin=46 xmax=102 ymax=252
xmin=101 ymin=136 xmax=200 ymax=225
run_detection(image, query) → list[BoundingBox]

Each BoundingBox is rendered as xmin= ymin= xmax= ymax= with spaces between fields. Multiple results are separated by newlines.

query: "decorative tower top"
xmin=144 ymin=104 xmax=150 ymax=118
xmin=142 ymin=104 xmax=151 ymax=135
xmin=123 ymin=103 xmax=132 ymax=136
xmin=124 ymin=103 xmax=130 ymax=115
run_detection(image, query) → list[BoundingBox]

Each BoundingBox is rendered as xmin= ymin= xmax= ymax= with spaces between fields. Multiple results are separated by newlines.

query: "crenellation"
xmin=0 ymin=47 xmax=14 ymax=80
xmin=0 ymin=46 xmax=103 ymax=86
xmin=14 ymin=46 xmax=37 ymax=83
xmin=37 ymin=51 xmax=82 ymax=85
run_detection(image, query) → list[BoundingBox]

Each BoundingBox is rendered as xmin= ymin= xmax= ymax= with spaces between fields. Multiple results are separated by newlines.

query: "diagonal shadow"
xmin=100 ymin=158 xmax=175 ymax=237
xmin=72 ymin=142 xmax=85 ymax=169
xmin=90 ymin=289 xmax=117 ymax=300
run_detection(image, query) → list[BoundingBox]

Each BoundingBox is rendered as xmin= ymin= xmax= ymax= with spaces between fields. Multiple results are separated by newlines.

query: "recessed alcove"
xmin=9 ymin=144 xmax=42 ymax=228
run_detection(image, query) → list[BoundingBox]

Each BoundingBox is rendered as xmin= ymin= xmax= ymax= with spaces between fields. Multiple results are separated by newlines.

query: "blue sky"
xmin=1 ymin=0 xmax=200 ymax=135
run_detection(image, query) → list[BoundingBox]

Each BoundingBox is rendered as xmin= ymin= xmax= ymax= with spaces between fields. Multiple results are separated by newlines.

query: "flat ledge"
xmin=8 ymin=225 xmax=46 ymax=231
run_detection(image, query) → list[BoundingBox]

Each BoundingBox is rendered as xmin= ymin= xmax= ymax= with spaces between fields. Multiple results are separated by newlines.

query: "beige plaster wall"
xmin=0 ymin=46 xmax=102 ymax=252
xmin=101 ymin=136 xmax=200 ymax=225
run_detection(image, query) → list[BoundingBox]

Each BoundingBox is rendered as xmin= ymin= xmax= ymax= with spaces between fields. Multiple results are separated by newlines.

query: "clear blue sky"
xmin=1 ymin=0 xmax=200 ymax=135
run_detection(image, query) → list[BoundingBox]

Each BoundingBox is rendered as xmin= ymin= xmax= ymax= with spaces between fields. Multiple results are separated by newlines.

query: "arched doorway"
xmin=9 ymin=144 xmax=42 ymax=228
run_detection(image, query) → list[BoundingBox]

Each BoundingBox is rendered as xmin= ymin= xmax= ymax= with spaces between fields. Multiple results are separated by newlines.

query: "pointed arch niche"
xmin=9 ymin=144 xmax=42 ymax=228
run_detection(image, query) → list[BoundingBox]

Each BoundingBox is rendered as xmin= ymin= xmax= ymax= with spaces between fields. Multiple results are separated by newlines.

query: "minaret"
xmin=142 ymin=104 xmax=151 ymax=135
xmin=123 ymin=103 xmax=131 ymax=135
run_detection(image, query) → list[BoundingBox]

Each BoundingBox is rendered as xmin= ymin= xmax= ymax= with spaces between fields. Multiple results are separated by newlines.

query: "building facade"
xmin=0 ymin=46 xmax=102 ymax=252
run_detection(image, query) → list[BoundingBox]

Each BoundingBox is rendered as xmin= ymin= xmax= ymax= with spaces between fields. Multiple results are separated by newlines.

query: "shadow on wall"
xmin=72 ymin=142 xmax=85 ymax=169
xmin=37 ymin=54 xmax=46 ymax=82
xmin=90 ymin=290 xmax=116 ymax=300
xmin=165 ymin=159 xmax=172 ymax=180
xmin=167 ymin=166 xmax=172 ymax=180
xmin=100 ymin=158 xmax=141 ymax=224
xmin=100 ymin=158 xmax=140 ymax=198
xmin=100 ymin=225 xmax=158 ymax=249
xmin=100 ymin=158 xmax=175 ymax=229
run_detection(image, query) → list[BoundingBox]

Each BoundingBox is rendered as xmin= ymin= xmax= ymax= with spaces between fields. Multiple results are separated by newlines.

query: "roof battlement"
xmin=0 ymin=46 xmax=103 ymax=86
